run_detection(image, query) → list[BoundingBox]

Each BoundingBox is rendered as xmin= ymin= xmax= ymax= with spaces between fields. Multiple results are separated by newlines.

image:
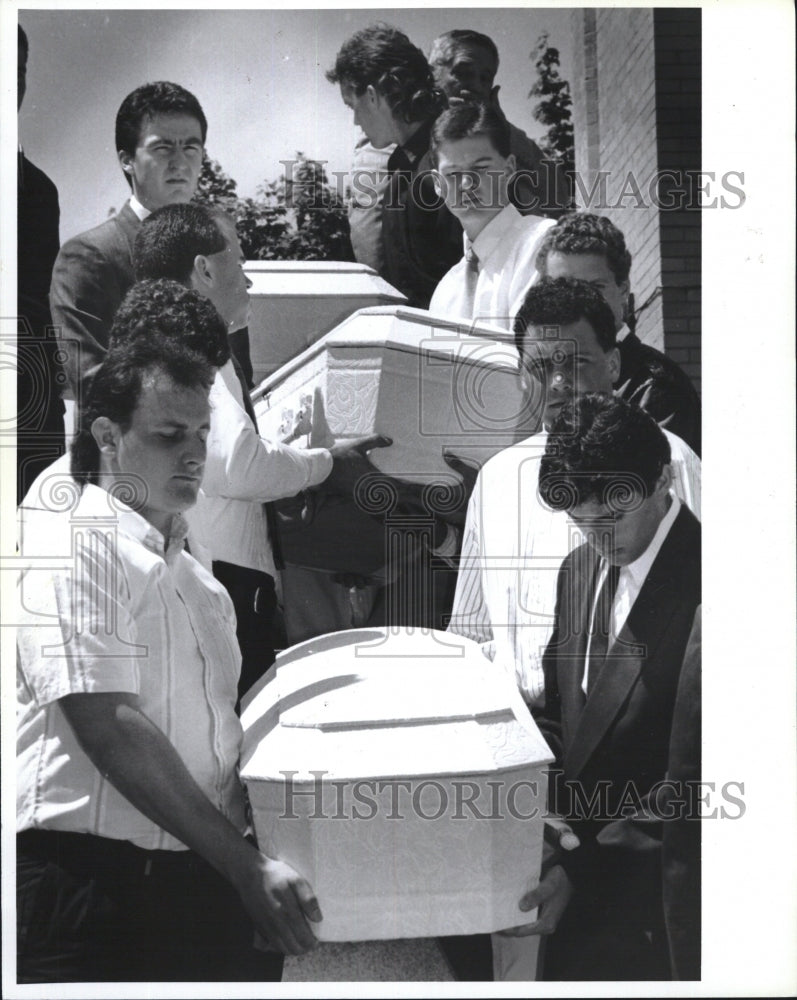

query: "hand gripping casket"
xmin=245 ymin=261 xmax=407 ymax=385
xmin=253 ymin=305 xmax=539 ymax=479
xmin=240 ymin=627 xmax=554 ymax=942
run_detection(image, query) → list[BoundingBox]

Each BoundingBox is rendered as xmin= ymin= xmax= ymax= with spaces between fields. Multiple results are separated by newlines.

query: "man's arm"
xmin=59 ymin=690 xmax=321 ymax=954
xmin=446 ymin=469 xmax=495 ymax=648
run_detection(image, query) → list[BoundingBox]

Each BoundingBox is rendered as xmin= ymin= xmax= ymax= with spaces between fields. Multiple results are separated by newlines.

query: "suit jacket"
xmin=537 ymin=504 xmax=701 ymax=944
xmin=617 ymin=332 xmax=702 ymax=456
xmin=49 ymin=200 xmax=141 ymax=396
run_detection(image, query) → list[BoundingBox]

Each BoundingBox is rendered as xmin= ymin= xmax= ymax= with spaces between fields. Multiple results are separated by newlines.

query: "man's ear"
xmin=365 ymin=84 xmax=379 ymax=107
xmin=607 ymin=345 xmax=621 ymax=384
xmin=505 ymin=152 xmax=517 ymax=177
xmin=431 ymin=169 xmax=444 ymax=199
xmin=655 ymin=463 xmax=673 ymax=497
xmin=118 ymin=149 xmax=133 ymax=175
xmin=90 ymin=416 xmax=120 ymax=457
xmin=192 ymin=254 xmax=213 ymax=291
xmin=619 ymin=278 xmax=631 ymax=317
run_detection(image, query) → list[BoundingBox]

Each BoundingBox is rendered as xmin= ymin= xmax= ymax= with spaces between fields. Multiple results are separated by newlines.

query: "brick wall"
xmin=569 ymin=7 xmax=701 ymax=392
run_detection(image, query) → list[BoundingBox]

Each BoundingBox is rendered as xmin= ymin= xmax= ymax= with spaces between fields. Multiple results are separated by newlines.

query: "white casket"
xmin=245 ymin=261 xmax=407 ymax=385
xmin=240 ymin=627 xmax=554 ymax=942
xmin=252 ymin=305 xmax=541 ymax=482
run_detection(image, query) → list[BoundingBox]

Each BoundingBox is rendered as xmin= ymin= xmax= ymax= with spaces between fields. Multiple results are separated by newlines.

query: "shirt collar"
xmin=128 ymin=194 xmax=152 ymax=222
xmin=621 ymin=494 xmax=681 ymax=587
xmin=388 ymin=119 xmax=433 ymax=171
xmin=616 ymin=322 xmax=630 ymax=343
xmin=469 ymin=203 xmax=519 ymax=263
xmin=76 ymin=483 xmax=188 ymax=565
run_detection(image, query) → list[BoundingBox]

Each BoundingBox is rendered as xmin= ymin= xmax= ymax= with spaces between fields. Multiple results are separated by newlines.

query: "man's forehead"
xmin=134 ymin=373 xmax=210 ymax=419
xmin=525 ymin=319 xmax=599 ymax=351
xmin=546 ymin=250 xmax=615 ymax=284
xmin=451 ymin=43 xmax=497 ymax=73
xmin=137 ymin=112 xmax=204 ymax=142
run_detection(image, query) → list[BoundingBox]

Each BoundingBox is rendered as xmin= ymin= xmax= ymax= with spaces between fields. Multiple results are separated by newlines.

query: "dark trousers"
xmin=212 ymin=561 xmax=287 ymax=703
xmin=17 ymin=829 xmax=284 ymax=984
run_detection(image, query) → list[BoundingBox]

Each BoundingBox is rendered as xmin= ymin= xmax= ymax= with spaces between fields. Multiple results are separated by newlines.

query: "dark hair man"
xmin=501 ymin=393 xmax=700 ymax=982
xmin=50 ymin=81 xmax=207 ymax=394
xmin=17 ymin=23 xmax=65 ymax=502
xmin=327 ymin=24 xmax=463 ymax=307
xmin=428 ymin=29 xmax=572 ymax=218
xmin=16 ymin=330 xmax=322 ymax=984
xmin=535 ymin=211 xmax=701 ymax=454
xmin=132 ymin=206 xmax=391 ymax=695
xmin=428 ymin=102 xmax=553 ymax=328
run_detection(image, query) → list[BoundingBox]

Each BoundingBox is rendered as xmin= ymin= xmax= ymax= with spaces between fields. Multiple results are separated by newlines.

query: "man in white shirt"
xmin=428 ymin=103 xmax=555 ymax=330
xmin=16 ymin=332 xmax=322 ymax=983
xmin=448 ymin=277 xmax=700 ymax=707
xmin=132 ymin=205 xmax=389 ymax=696
xmin=500 ymin=392 xmax=700 ymax=981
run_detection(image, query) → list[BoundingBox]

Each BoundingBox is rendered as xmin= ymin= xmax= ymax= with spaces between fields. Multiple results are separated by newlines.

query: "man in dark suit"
xmin=17 ymin=24 xmax=65 ymax=502
xmin=536 ymin=212 xmax=701 ymax=455
xmin=501 ymin=392 xmax=700 ymax=981
xmin=50 ymin=81 xmax=208 ymax=398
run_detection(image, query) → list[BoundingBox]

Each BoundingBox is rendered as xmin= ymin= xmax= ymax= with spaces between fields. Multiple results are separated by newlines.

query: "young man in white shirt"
xmin=428 ymin=103 xmax=555 ymax=330
xmin=448 ymin=277 xmax=700 ymax=707
xmin=16 ymin=330 xmax=322 ymax=983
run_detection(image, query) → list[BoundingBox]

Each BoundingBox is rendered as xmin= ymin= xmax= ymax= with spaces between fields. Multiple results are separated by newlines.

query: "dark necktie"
xmin=229 ymin=355 xmax=284 ymax=570
xmin=586 ymin=561 xmax=621 ymax=696
xmin=462 ymin=243 xmax=480 ymax=317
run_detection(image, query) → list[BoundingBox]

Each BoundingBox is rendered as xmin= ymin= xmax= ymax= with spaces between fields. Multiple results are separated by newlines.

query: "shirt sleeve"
xmin=201 ymin=373 xmax=333 ymax=502
xmin=17 ymin=528 xmax=141 ymax=708
xmin=666 ymin=432 xmax=701 ymax=521
xmin=447 ymin=472 xmax=495 ymax=649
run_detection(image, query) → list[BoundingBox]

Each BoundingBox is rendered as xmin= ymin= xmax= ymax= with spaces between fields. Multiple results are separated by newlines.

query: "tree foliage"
xmin=194 ymin=151 xmax=354 ymax=262
xmin=529 ymin=32 xmax=575 ymax=189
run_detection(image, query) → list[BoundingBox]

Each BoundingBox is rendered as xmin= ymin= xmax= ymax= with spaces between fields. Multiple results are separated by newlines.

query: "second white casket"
xmin=245 ymin=261 xmax=407 ymax=385
xmin=252 ymin=305 xmax=541 ymax=482
xmin=240 ymin=627 xmax=554 ymax=942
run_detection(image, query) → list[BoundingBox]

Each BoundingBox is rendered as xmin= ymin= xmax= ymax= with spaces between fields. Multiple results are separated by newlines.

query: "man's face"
xmin=107 ymin=373 xmax=211 ymax=535
xmin=568 ymin=478 xmax=670 ymax=566
xmin=340 ymin=83 xmax=396 ymax=149
xmin=119 ymin=113 xmax=204 ymax=211
xmin=18 ymin=39 xmax=27 ymax=111
xmin=521 ymin=317 xmax=620 ymax=430
xmin=544 ymin=252 xmax=629 ymax=331
xmin=201 ymin=216 xmax=252 ymax=332
xmin=433 ymin=43 xmax=498 ymax=105
xmin=434 ymin=134 xmax=514 ymax=236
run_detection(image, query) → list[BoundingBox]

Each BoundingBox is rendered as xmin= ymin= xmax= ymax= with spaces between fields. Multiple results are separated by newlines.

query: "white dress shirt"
xmin=428 ymin=204 xmax=555 ymax=330
xmin=448 ymin=430 xmax=700 ymax=705
xmin=128 ymin=194 xmax=151 ymax=222
xmin=581 ymin=495 xmax=682 ymax=694
xmin=186 ymin=360 xmax=333 ymax=576
xmin=17 ymin=484 xmax=247 ymax=850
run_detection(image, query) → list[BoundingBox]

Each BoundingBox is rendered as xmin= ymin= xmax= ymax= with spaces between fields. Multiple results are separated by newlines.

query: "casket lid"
xmin=244 ymin=261 xmax=406 ymax=301
xmin=240 ymin=628 xmax=553 ymax=783
xmin=252 ymin=305 xmax=519 ymax=403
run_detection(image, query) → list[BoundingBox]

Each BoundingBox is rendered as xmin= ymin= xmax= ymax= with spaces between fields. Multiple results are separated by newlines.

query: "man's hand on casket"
xmin=322 ymin=434 xmax=393 ymax=496
xmin=237 ymin=852 xmax=323 ymax=954
xmin=498 ymin=864 xmax=574 ymax=937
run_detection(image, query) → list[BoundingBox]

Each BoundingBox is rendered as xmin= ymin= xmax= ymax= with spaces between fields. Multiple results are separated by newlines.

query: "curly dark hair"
xmin=109 ymin=278 xmax=230 ymax=368
xmin=70 ymin=337 xmax=214 ymax=485
xmin=538 ymin=393 xmax=671 ymax=512
xmin=115 ymin=81 xmax=207 ymax=187
xmin=430 ymin=102 xmax=511 ymax=161
xmin=536 ymin=211 xmax=633 ymax=286
xmin=134 ymin=204 xmax=227 ymax=284
xmin=514 ymin=277 xmax=617 ymax=358
xmin=326 ymin=24 xmax=444 ymax=124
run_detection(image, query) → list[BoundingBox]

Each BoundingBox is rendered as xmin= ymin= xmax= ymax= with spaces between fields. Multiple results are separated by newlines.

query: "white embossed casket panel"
xmin=240 ymin=628 xmax=554 ymax=941
xmin=244 ymin=261 xmax=407 ymax=385
xmin=253 ymin=306 xmax=540 ymax=480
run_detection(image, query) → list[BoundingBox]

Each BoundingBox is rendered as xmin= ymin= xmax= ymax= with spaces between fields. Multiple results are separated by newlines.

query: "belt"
xmin=17 ymin=828 xmax=202 ymax=879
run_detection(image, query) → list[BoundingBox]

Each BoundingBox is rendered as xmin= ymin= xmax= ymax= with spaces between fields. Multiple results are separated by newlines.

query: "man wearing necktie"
xmin=428 ymin=102 xmax=554 ymax=330
xmin=501 ymin=393 xmax=701 ymax=981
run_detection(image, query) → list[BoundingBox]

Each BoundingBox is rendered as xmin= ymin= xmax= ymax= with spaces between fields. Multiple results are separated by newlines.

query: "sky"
xmin=18 ymin=6 xmax=573 ymax=241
